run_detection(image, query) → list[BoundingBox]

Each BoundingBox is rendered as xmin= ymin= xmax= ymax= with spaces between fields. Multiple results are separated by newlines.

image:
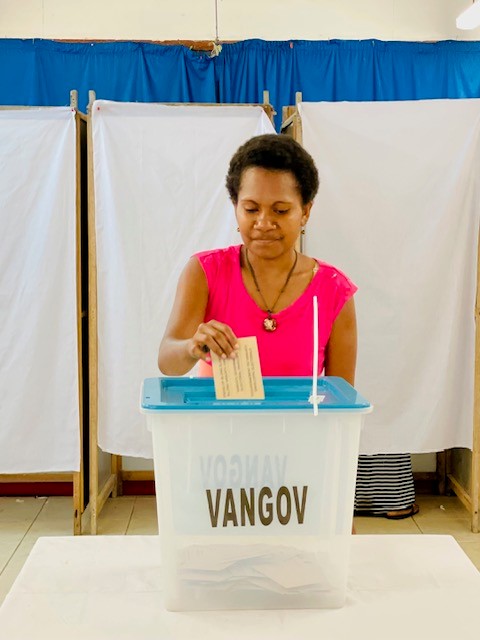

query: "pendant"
xmin=263 ymin=317 xmax=277 ymax=332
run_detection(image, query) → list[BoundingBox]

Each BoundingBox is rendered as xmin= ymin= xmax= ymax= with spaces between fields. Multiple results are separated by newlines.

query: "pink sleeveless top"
xmin=195 ymin=245 xmax=357 ymax=377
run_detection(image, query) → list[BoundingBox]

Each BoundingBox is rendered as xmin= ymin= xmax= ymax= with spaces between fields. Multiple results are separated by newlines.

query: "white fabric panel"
xmin=0 ymin=108 xmax=80 ymax=472
xmin=300 ymin=100 xmax=480 ymax=454
xmin=93 ymin=101 xmax=275 ymax=457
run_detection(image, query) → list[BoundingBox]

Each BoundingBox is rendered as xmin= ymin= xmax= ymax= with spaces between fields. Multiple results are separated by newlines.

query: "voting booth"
xmin=0 ymin=93 xmax=86 ymax=533
xmin=141 ymin=376 xmax=371 ymax=611
xmin=88 ymin=96 xmax=276 ymax=533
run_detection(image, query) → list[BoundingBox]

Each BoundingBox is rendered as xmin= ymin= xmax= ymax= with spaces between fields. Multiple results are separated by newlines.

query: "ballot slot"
xmin=142 ymin=376 xmax=370 ymax=412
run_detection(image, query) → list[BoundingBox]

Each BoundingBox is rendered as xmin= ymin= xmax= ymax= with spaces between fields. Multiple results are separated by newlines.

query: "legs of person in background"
xmin=354 ymin=453 xmax=418 ymax=519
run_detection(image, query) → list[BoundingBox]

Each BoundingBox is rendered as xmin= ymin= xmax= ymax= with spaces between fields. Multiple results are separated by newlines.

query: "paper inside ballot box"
xmin=211 ymin=336 xmax=265 ymax=400
xmin=179 ymin=544 xmax=329 ymax=592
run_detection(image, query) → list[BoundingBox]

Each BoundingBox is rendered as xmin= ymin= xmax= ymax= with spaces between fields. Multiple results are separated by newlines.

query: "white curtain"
xmin=0 ymin=108 xmax=80 ymax=472
xmin=301 ymin=99 xmax=480 ymax=454
xmin=93 ymin=101 xmax=275 ymax=457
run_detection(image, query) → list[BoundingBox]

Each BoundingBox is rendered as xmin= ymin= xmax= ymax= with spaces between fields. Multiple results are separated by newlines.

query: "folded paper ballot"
xmin=177 ymin=543 xmax=333 ymax=595
xmin=211 ymin=336 xmax=265 ymax=400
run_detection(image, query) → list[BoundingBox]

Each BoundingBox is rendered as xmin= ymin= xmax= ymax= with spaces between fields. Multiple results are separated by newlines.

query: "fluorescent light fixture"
xmin=457 ymin=1 xmax=480 ymax=30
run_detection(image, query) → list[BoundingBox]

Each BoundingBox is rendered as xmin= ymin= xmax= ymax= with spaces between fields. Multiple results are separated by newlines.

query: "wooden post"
xmin=87 ymin=90 xmax=100 ymax=534
xmin=73 ymin=101 xmax=85 ymax=535
xmin=111 ymin=455 xmax=123 ymax=498
xmin=260 ymin=89 xmax=275 ymax=125
xmin=87 ymin=91 xmax=123 ymax=531
xmin=70 ymin=90 xmax=78 ymax=110
xmin=281 ymin=98 xmax=303 ymax=252
xmin=436 ymin=451 xmax=447 ymax=496
xmin=294 ymin=92 xmax=303 ymax=145
xmin=281 ymin=96 xmax=303 ymax=147
xmin=471 ymin=227 xmax=480 ymax=532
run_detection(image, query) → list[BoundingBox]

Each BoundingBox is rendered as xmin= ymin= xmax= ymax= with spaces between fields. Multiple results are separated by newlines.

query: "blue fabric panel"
xmin=214 ymin=39 xmax=480 ymax=128
xmin=2 ymin=38 xmax=480 ymax=127
xmin=214 ymin=40 xmax=298 ymax=129
xmin=0 ymin=39 xmax=215 ymax=112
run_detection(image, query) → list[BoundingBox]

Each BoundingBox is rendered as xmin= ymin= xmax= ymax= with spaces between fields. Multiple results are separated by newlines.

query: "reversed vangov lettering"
xmin=200 ymin=454 xmax=287 ymax=489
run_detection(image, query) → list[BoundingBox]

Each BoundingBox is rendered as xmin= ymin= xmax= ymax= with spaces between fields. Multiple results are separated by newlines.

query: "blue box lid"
xmin=141 ymin=376 xmax=371 ymax=413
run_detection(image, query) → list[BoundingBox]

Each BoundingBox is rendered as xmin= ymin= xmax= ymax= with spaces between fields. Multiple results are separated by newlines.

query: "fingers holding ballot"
xmin=189 ymin=320 xmax=240 ymax=364
xmin=188 ymin=322 xmax=265 ymax=400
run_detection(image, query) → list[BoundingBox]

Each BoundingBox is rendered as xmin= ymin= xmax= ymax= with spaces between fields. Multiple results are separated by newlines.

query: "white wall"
xmin=1 ymin=0 xmax=480 ymax=41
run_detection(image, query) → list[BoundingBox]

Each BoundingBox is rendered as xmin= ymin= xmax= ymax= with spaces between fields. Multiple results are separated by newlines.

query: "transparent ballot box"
xmin=141 ymin=376 xmax=372 ymax=611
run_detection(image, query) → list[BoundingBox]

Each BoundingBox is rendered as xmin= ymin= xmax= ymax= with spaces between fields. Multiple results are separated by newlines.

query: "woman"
xmin=158 ymin=133 xmax=416 ymax=519
xmin=158 ymin=134 xmax=356 ymax=382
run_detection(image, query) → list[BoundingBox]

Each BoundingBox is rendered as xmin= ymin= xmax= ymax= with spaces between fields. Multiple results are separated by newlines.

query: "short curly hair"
xmin=226 ymin=134 xmax=319 ymax=205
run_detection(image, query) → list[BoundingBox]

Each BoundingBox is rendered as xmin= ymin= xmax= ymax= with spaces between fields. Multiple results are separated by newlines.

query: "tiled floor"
xmin=0 ymin=494 xmax=479 ymax=605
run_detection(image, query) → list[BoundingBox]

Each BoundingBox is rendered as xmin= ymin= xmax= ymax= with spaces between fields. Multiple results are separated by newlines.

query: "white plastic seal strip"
xmin=311 ymin=295 xmax=319 ymax=416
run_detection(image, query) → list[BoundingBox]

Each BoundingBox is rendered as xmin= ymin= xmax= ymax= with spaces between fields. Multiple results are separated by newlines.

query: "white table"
xmin=0 ymin=535 xmax=479 ymax=640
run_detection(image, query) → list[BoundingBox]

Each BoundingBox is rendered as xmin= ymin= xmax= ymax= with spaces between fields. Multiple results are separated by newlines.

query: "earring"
xmin=236 ymin=227 xmax=240 ymax=232
xmin=301 ymin=227 xmax=306 ymax=235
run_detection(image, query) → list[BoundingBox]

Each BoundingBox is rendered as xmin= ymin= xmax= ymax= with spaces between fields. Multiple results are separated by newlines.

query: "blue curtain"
xmin=2 ymin=38 xmax=480 ymax=128
xmin=214 ymin=39 xmax=480 ymax=128
xmin=0 ymin=39 xmax=216 ymax=111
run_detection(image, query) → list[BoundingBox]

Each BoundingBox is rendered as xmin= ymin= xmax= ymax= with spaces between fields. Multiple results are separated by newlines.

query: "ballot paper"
xmin=177 ymin=543 xmax=334 ymax=595
xmin=211 ymin=337 xmax=265 ymax=400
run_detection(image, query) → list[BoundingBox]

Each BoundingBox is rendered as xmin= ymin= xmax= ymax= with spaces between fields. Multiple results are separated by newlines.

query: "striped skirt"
xmin=354 ymin=453 xmax=416 ymax=514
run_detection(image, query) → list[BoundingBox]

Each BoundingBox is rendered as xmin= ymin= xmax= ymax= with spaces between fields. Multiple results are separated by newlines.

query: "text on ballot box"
xmin=141 ymin=376 xmax=372 ymax=612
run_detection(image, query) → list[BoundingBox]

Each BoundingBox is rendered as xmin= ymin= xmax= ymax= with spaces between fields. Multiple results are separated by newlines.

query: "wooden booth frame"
xmin=0 ymin=91 xmax=88 ymax=535
xmin=281 ymin=95 xmax=480 ymax=533
xmin=87 ymin=92 xmax=275 ymax=534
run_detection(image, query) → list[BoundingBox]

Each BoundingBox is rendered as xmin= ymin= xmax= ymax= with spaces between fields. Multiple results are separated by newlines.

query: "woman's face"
xmin=235 ymin=167 xmax=312 ymax=259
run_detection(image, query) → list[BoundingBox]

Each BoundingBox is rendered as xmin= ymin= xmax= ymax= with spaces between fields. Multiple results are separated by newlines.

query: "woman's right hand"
xmin=187 ymin=320 xmax=239 ymax=363
xmin=159 ymin=258 xmax=239 ymax=375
